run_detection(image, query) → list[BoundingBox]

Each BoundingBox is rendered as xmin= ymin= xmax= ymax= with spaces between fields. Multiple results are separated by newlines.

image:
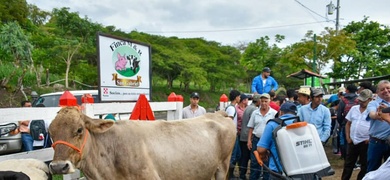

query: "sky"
xmin=26 ymin=0 xmax=390 ymax=47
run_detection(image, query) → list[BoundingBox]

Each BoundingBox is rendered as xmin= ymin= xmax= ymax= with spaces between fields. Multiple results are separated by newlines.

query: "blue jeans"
xmin=367 ymin=138 xmax=390 ymax=172
xmin=21 ymin=133 xmax=33 ymax=151
xmin=230 ymin=135 xmax=241 ymax=167
xmin=250 ymin=136 xmax=269 ymax=180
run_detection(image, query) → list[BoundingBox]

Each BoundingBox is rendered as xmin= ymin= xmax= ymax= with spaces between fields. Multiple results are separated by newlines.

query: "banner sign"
xmin=97 ymin=33 xmax=151 ymax=102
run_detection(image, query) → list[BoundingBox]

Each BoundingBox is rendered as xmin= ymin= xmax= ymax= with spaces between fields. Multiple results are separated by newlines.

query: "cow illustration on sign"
xmin=126 ymin=55 xmax=140 ymax=73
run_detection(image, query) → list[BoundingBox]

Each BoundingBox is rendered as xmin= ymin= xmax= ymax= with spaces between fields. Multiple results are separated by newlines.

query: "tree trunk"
xmin=13 ymin=69 xmax=27 ymax=98
xmin=184 ymin=82 xmax=189 ymax=92
xmin=46 ymin=69 xmax=50 ymax=86
xmin=62 ymin=43 xmax=81 ymax=88
xmin=65 ymin=60 xmax=70 ymax=88
xmin=0 ymin=69 xmax=17 ymax=88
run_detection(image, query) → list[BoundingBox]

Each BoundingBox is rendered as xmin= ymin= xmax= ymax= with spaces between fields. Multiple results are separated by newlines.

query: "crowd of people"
xmin=219 ymin=66 xmax=390 ymax=180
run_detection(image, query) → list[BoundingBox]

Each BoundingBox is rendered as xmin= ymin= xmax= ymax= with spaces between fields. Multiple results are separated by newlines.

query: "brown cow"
xmin=49 ymin=107 xmax=236 ymax=180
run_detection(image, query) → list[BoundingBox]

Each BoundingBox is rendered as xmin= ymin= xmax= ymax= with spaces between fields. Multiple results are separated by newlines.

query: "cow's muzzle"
xmin=49 ymin=160 xmax=75 ymax=174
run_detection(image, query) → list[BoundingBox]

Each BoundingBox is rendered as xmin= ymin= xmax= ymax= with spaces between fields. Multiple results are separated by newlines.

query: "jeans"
xmin=250 ymin=136 xmax=269 ymax=180
xmin=239 ymin=141 xmax=251 ymax=179
xmin=367 ymin=138 xmax=390 ymax=172
xmin=341 ymin=141 xmax=368 ymax=180
xmin=339 ymin=126 xmax=347 ymax=159
xmin=230 ymin=135 xmax=241 ymax=168
xmin=21 ymin=133 xmax=33 ymax=152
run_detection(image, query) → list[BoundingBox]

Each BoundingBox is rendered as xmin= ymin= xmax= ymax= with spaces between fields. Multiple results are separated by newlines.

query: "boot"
xmin=228 ymin=167 xmax=235 ymax=180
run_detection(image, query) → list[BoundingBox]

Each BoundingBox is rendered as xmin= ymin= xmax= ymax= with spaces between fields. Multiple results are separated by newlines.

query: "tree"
xmin=0 ymin=22 xmax=33 ymax=87
xmin=333 ymin=17 xmax=390 ymax=79
xmin=27 ymin=4 xmax=50 ymax=26
xmin=0 ymin=0 xmax=29 ymax=27
xmin=281 ymin=28 xmax=356 ymax=87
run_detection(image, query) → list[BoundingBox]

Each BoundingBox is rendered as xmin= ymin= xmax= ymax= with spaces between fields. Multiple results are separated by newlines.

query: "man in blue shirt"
xmin=298 ymin=88 xmax=331 ymax=143
xmin=257 ymin=102 xmax=298 ymax=178
xmin=366 ymin=80 xmax=390 ymax=172
xmin=251 ymin=67 xmax=278 ymax=94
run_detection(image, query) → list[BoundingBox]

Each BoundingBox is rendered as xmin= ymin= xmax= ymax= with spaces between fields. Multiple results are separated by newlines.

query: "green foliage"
xmin=335 ymin=17 xmax=390 ymax=79
xmin=71 ymin=62 xmax=98 ymax=86
xmin=0 ymin=62 xmax=16 ymax=79
xmin=0 ymin=0 xmax=29 ymax=27
xmin=0 ymin=21 xmax=32 ymax=67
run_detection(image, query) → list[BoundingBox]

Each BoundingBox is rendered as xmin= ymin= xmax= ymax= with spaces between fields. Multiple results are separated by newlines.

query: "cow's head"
xmin=49 ymin=107 xmax=114 ymax=174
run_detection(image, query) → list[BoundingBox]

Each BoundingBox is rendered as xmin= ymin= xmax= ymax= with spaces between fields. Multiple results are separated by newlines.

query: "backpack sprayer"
xmin=253 ymin=116 xmax=335 ymax=179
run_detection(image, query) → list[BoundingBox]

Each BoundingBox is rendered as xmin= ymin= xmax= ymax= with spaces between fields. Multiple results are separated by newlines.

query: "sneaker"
xmin=354 ymin=163 xmax=361 ymax=170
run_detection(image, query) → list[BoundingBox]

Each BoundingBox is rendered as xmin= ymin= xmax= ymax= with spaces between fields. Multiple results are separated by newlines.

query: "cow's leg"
xmin=214 ymin=157 xmax=230 ymax=180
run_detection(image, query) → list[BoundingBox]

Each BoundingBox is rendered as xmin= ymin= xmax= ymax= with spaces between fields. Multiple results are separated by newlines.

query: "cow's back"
xmin=90 ymin=112 xmax=236 ymax=179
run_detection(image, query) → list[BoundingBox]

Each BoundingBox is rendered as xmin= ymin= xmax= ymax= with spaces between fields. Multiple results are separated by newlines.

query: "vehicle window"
xmin=33 ymin=96 xmax=61 ymax=107
xmin=42 ymin=95 xmax=61 ymax=107
xmin=33 ymin=92 xmax=99 ymax=107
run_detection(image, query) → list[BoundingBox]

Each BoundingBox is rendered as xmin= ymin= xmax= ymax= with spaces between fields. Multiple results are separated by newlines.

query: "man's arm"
xmin=251 ymin=76 xmax=259 ymax=94
xmin=256 ymin=147 xmax=268 ymax=165
xmin=345 ymin=120 xmax=352 ymax=144
xmin=321 ymin=108 xmax=332 ymax=142
xmin=247 ymin=128 xmax=254 ymax=150
xmin=369 ymin=102 xmax=387 ymax=121
xmin=272 ymin=77 xmax=278 ymax=92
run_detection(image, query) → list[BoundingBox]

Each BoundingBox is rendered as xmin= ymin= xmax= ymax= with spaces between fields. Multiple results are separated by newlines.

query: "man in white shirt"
xmin=341 ymin=89 xmax=373 ymax=180
xmin=247 ymin=93 xmax=277 ymax=180
xmin=182 ymin=92 xmax=206 ymax=119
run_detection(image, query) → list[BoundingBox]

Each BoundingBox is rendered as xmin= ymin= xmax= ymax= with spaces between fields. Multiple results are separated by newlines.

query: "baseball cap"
xmin=262 ymin=67 xmax=271 ymax=73
xmin=280 ymin=102 xmax=297 ymax=113
xmin=240 ymin=94 xmax=248 ymax=102
xmin=357 ymin=89 xmax=373 ymax=102
xmin=298 ymin=87 xmax=311 ymax=96
xmin=312 ymin=88 xmax=324 ymax=97
xmin=338 ymin=87 xmax=346 ymax=93
xmin=190 ymin=92 xmax=200 ymax=98
xmin=260 ymin=93 xmax=270 ymax=99
xmin=252 ymin=94 xmax=261 ymax=102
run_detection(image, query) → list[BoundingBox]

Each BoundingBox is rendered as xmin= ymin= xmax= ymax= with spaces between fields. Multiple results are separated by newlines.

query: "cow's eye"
xmin=77 ymin=128 xmax=83 ymax=134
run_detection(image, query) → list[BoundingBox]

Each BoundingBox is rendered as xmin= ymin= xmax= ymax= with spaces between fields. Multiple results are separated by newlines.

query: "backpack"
xmin=341 ymin=97 xmax=359 ymax=118
xmin=225 ymin=104 xmax=237 ymax=118
xmin=30 ymin=120 xmax=47 ymax=141
xmin=267 ymin=116 xmax=300 ymax=127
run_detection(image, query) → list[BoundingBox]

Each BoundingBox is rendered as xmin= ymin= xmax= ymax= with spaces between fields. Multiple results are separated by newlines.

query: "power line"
xmin=294 ymin=0 xmax=329 ymax=21
xmin=141 ymin=21 xmax=330 ymax=34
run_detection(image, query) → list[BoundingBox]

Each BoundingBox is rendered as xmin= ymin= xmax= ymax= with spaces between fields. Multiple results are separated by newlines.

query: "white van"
xmin=32 ymin=90 xmax=99 ymax=107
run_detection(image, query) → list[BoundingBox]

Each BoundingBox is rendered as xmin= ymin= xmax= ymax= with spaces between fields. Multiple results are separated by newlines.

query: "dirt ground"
xmin=322 ymin=144 xmax=359 ymax=180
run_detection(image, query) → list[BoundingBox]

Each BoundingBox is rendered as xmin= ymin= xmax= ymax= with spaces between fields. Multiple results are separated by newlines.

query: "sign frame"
xmin=97 ymin=32 xmax=152 ymax=102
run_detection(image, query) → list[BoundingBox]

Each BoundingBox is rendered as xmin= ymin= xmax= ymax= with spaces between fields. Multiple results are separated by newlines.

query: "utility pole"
xmin=335 ymin=0 xmax=340 ymax=35
xmin=327 ymin=0 xmax=340 ymax=34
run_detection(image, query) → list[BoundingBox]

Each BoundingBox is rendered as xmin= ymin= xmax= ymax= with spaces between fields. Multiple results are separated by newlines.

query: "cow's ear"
xmin=88 ymin=120 xmax=114 ymax=133
xmin=84 ymin=116 xmax=114 ymax=133
xmin=85 ymin=119 xmax=115 ymax=133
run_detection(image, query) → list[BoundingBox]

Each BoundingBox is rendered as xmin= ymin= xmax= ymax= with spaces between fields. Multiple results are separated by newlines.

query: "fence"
xmin=0 ymin=99 xmax=183 ymax=179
